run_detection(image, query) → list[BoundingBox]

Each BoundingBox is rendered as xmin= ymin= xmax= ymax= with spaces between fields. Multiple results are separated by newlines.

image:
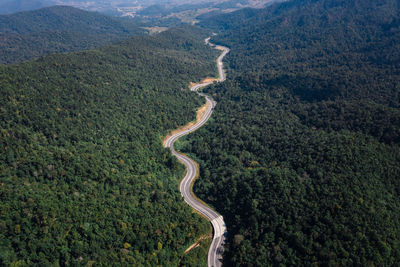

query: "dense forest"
xmin=0 ymin=25 xmax=219 ymax=266
xmin=0 ymin=6 xmax=145 ymax=64
xmin=178 ymin=0 xmax=400 ymax=265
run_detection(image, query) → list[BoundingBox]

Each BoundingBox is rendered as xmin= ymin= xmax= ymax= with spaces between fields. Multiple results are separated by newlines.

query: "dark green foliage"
xmin=0 ymin=26 xmax=218 ymax=266
xmin=183 ymin=80 xmax=400 ymax=266
xmin=180 ymin=0 xmax=400 ymax=265
xmin=0 ymin=6 xmax=145 ymax=64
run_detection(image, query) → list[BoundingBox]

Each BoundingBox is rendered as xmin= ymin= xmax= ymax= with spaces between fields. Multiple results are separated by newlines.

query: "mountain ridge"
xmin=0 ymin=0 xmax=55 ymax=15
xmin=0 ymin=5 xmax=145 ymax=64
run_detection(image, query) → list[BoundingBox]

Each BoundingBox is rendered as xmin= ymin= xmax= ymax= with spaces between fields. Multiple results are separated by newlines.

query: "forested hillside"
xmin=0 ymin=0 xmax=53 ymax=15
xmin=180 ymin=0 xmax=400 ymax=265
xmin=0 ymin=6 xmax=144 ymax=64
xmin=0 ymin=26 xmax=219 ymax=266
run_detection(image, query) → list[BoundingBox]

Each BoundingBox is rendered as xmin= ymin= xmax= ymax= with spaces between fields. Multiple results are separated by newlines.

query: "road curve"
xmin=164 ymin=37 xmax=229 ymax=267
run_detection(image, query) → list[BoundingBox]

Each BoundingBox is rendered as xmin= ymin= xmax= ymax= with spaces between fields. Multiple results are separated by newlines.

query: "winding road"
xmin=164 ymin=37 xmax=229 ymax=267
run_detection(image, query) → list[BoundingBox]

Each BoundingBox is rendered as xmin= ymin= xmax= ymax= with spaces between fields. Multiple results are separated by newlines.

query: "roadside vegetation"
xmin=0 ymin=25 xmax=219 ymax=266
xmin=181 ymin=0 xmax=400 ymax=265
xmin=180 ymin=237 xmax=212 ymax=267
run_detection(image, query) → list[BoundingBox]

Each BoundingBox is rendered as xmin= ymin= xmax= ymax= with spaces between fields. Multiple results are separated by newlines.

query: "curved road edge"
xmin=164 ymin=37 xmax=229 ymax=267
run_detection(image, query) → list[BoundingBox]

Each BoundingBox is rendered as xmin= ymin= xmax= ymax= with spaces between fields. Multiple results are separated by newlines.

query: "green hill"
xmin=179 ymin=0 xmax=400 ymax=265
xmin=0 ymin=6 xmax=145 ymax=64
xmin=0 ymin=0 xmax=54 ymax=15
xmin=0 ymin=25 xmax=219 ymax=266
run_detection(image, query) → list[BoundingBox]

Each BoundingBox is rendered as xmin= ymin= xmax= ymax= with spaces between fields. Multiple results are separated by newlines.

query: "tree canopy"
xmin=0 ymin=25 xmax=218 ymax=266
xmin=0 ymin=6 xmax=145 ymax=64
xmin=179 ymin=0 xmax=400 ymax=265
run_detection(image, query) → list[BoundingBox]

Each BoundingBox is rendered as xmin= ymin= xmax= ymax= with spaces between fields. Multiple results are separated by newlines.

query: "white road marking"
xmin=164 ymin=37 xmax=229 ymax=267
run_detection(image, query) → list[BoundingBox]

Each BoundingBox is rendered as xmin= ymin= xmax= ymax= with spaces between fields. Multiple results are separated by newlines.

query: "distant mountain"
xmin=0 ymin=5 xmax=145 ymax=64
xmin=0 ymin=0 xmax=55 ymax=15
xmin=135 ymin=0 xmax=278 ymax=23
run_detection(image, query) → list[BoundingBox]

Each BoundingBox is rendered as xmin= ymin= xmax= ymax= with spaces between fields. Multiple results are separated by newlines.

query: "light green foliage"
xmin=180 ymin=238 xmax=211 ymax=267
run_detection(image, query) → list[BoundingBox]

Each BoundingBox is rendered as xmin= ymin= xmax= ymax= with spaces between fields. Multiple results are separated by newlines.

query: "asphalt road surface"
xmin=164 ymin=37 xmax=229 ymax=267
